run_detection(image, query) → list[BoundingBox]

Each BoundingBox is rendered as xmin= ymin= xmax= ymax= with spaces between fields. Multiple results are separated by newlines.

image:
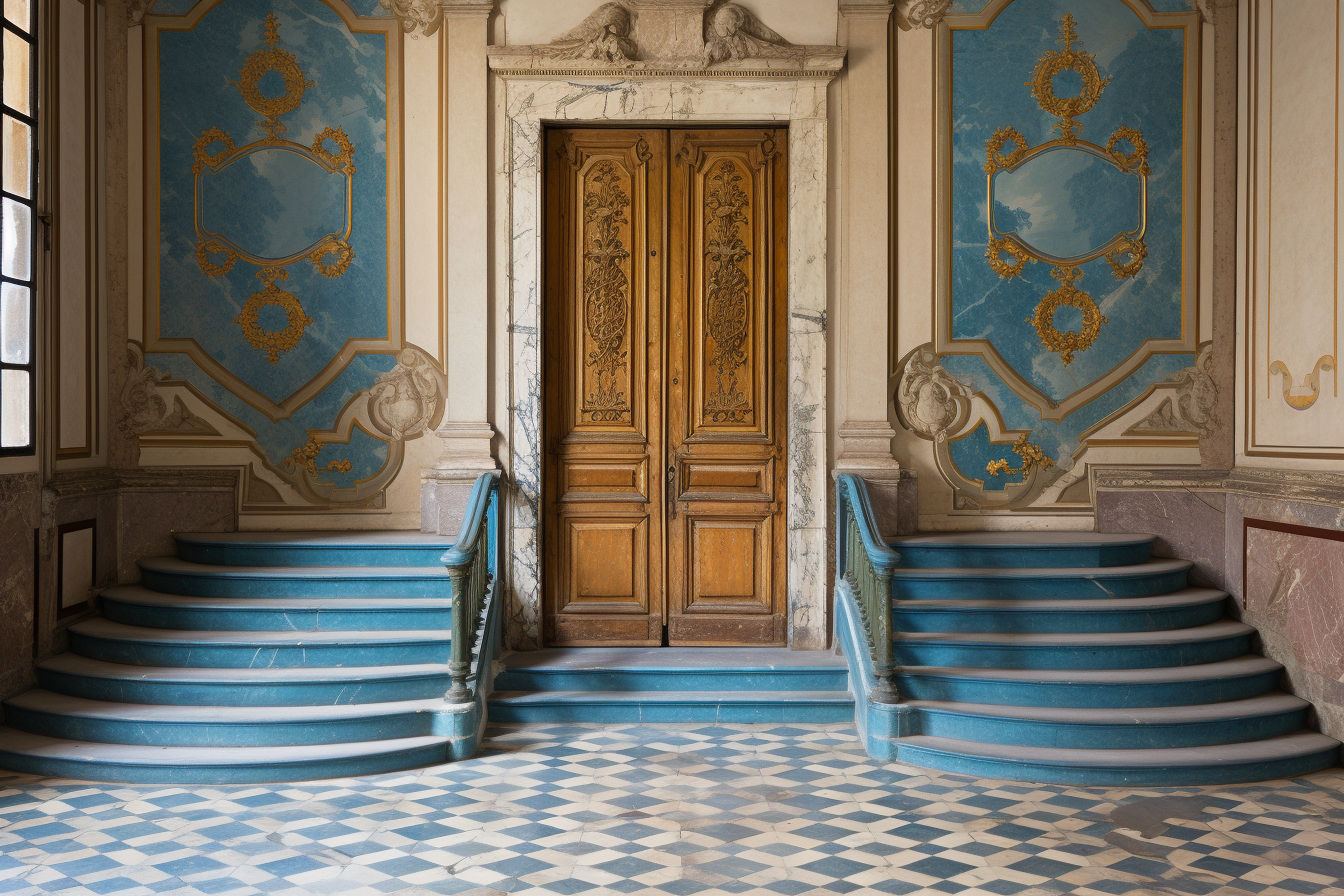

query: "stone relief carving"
xmin=548 ymin=2 xmax=638 ymax=63
xmin=121 ymin=344 xmax=218 ymax=436
xmin=895 ymin=345 xmax=972 ymax=442
xmin=1167 ymin=342 xmax=1219 ymax=435
xmin=366 ymin=347 xmax=442 ymax=439
xmin=703 ymin=1 xmax=802 ymax=64
xmin=895 ymin=0 xmax=952 ymax=30
xmin=128 ymin=0 xmax=156 ymax=26
xmin=493 ymin=0 xmax=843 ymax=72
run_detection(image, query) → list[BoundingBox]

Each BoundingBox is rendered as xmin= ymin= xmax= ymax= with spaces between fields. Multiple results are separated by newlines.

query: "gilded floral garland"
xmin=704 ymin=160 xmax=752 ymax=423
xmin=1027 ymin=14 xmax=1109 ymax=143
xmin=581 ymin=161 xmax=632 ymax=422
xmin=284 ymin=436 xmax=352 ymax=476
xmin=986 ymin=433 xmax=1055 ymax=480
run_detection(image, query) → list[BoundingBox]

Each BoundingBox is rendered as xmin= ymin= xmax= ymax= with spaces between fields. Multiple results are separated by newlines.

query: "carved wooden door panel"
xmin=666 ymin=129 xmax=788 ymax=646
xmin=543 ymin=129 xmax=666 ymax=646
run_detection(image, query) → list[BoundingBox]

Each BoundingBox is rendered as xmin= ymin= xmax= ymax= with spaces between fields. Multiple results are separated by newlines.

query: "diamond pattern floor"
xmin=1 ymin=723 xmax=1342 ymax=896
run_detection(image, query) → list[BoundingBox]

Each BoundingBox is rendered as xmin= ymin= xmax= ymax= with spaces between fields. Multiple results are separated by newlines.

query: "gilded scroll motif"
xmin=192 ymin=14 xmax=355 ymax=361
xmin=1270 ymin=356 xmax=1337 ymax=410
xmin=581 ymin=161 xmax=632 ymax=422
xmin=704 ymin=160 xmax=752 ymax=423
xmin=986 ymin=433 xmax=1055 ymax=480
xmin=983 ymin=15 xmax=1149 ymax=366
xmin=284 ymin=436 xmax=352 ymax=476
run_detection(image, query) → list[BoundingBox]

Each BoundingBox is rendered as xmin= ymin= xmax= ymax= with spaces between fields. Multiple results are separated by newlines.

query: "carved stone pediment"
xmin=489 ymin=0 xmax=844 ymax=75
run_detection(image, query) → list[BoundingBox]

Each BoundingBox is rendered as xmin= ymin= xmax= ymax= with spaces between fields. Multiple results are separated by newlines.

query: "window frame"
xmin=0 ymin=0 xmax=38 ymax=457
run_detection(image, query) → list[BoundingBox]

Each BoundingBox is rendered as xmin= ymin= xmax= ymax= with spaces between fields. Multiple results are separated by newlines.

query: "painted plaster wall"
xmin=891 ymin=0 xmax=1210 ymax=529
xmin=130 ymin=0 xmax=443 ymax=527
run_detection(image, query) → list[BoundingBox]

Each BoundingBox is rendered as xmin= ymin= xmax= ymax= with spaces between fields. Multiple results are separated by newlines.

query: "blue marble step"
xmin=488 ymin=690 xmax=854 ymax=724
xmin=0 ymin=729 xmax=452 ymax=785
xmin=892 ymin=589 xmax=1228 ymax=634
xmin=38 ymin=654 xmax=454 ymax=706
xmin=68 ymin=619 xmax=451 ymax=669
xmin=890 ymin=732 xmax=1341 ymax=786
xmin=893 ymin=620 xmax=1254 ymax=670
xmin=137 ymin=557 xmax=450 ymax=599
xmin=893 ymin=655 xmax=1283 ymax=708
xmin=891 ymin=559 xmax=1191 ymax=601
xmin=2 ymin=691 xmax=442 ymax=747
xmin=493 ymin=647 xmax=849 ymax=693
xmin=889 ymin=532 xmax=1154 ymax=569
xmin=100 ymin=586 xmax=452 ymax=632
xmin=174 ymin=531 xmax=452 ymax=568
xmin=904 ymin=694 xmax=1310 ymax=749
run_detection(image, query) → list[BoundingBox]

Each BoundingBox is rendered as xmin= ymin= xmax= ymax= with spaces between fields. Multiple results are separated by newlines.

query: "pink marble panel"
xmin=1245 ymin=524 xmax=1344 ymax=684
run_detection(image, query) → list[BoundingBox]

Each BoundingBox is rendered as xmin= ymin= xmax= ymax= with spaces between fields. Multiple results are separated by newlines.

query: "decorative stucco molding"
xmin=489 ymin=0 xmax=843 ymax=75
xmin=121 ymin=344 xmax=219 ymax=436
xmin=378 ymin=0 xmax=492 ymax=37
xmin=894 ymin=0 xmax=951 ymax=30
xmin=367 ymin=348 xmax=441 ymax=440
xmin=895 ymin=345 xmax=972 ymax=443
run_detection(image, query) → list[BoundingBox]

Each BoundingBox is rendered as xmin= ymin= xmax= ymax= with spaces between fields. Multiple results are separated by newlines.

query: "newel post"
xmin=446 ymin=566 xmax=472 ymax=702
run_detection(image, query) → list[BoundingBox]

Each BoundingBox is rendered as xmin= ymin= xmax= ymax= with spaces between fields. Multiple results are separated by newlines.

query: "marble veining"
xmin=500 ymin=74 xmax=835 ymax=651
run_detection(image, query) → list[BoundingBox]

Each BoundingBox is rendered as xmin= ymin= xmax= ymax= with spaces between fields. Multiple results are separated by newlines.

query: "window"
xmin=0 ymin=0 xmax=34 ymax=454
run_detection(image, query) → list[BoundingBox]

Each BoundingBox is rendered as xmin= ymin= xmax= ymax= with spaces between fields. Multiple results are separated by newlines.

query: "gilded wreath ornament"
xmin=191 ymin=14 xmax=358 ymax=363
xmin=983 ymin=15 xmax=1149 ymax=365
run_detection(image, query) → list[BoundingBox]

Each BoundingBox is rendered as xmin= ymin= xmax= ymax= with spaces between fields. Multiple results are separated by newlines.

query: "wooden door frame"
xmin=496 ymin=72 xmax=837 ymax=653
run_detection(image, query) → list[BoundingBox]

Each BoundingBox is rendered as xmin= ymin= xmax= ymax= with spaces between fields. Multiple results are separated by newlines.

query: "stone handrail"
xmin=443 ymin=470 xmax=502 ymax=702
xmin=835 ymin=473 xmax=901 ymax=703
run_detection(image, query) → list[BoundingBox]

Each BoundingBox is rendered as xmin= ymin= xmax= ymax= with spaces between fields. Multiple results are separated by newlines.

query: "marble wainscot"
xmin=488 ymin=2 xmax=844 ymax=651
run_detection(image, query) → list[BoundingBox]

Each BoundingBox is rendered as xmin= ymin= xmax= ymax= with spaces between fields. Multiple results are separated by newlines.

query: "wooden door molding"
xmin=667 ymin=129 xmax=788 ymax=646
xmin=543 ymin=129 xmax=666 ymax=646
xmin=543 ymin=126 xmax=788 ymax=648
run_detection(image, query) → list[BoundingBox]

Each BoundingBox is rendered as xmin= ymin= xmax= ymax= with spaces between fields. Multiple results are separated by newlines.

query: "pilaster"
xmin=424 ymin=0 xmax=498 ymax=535
xmin=833 ymin=1 xmax=911 ymax=535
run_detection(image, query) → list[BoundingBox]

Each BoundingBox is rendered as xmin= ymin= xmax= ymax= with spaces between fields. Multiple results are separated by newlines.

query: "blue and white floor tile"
xmin=1 ymin=723 xmax=1343 ymax=896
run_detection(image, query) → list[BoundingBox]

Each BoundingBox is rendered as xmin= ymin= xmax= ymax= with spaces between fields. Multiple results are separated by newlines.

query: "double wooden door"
xmin=542 ymin=127 xmax=788 ymax=647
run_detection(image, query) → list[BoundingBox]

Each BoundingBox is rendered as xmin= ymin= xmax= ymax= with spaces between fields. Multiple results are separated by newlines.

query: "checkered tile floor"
xmin=2 ymin=723 xmax=1343 ymax=896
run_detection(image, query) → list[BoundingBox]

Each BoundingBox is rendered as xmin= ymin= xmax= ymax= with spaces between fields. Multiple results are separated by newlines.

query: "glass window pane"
xmin=3 ymin=30 xmax=30 ymax=116
xmin=1 ymin=282 xmax=27 ymax=363
xmin=3 ymin=0 xmax=29 ymax=33
xmin=1 ymin=368 xmax=28 ymax=447
xmin=3 ymin=115 xmax=30 ymax=198
xmin=2 ymin=197 xmax=30 ymax=279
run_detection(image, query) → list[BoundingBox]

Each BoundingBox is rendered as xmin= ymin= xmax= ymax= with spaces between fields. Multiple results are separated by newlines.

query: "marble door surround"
xmin=484 ymin=1 xmax=850 ymax=651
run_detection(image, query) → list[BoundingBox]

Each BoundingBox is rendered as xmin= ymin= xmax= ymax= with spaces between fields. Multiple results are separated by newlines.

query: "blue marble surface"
xmin=950 ymin=0 xmax=1185 ymax=400
xmin=146 ymin=350 xmax=396 ymax=486
xmin=158 ymin=0 xmax=389 ymax=404
xmin=944 ymin=352 xmax=1193 ymax=487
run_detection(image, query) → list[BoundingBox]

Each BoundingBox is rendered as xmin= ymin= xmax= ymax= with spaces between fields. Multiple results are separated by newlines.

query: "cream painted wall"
xmin=497 ymin=0 xmax=838 ymax=46
xmin=1237 ymin=0 xmax=1344 ymax=468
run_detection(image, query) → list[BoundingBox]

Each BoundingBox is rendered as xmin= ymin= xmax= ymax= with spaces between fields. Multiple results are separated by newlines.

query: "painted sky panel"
xmin=157 ymin=0 xmax=389 ymax=404
xmin=950 ymin=0 xmax=1185 ymax=402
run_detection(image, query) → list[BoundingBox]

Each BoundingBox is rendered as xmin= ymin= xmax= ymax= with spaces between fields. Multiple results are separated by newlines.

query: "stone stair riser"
xmin=892 ymin=600 xmax=1227 ymax=634
xmin=893 ymin=634 xmax=1253 ymax=670
xmin=100 ymin=600 xmax=452 ymax=633
xmin=2 ymin=706 xmax=435 ymax=748
xmin=491 ymin=669 xmax=850 ymax=693
xmin=487 ymin=701 xmax=855 ymax=724
xmin=37 ymin=668 xmax=454 ymax=706
xmin=891 ymin=568 xmax=1189 ymax=601
xmin=893 ymin=668 xmax=1282 ymax=708
xmin=67 ymin=633 xmax=452 ymax=669
xmin=907 ymin=706 xmax=1308 ymax=749
xmin=0 ymin=742 xmax=452 ymax=786
xmin=175 ymin=542 xmax=450 ymax=568
xmin=890 ymin=742 xmax=1342 ymax=787
xmin=137 ymin=568 xmax=446 ymax=600
xmin=893 ymin=543 xmax=1151 ymax=570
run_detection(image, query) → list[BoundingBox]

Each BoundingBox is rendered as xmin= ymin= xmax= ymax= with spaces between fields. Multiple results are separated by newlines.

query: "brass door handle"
xmin=667 ymin=465 xmax=677 ymax=520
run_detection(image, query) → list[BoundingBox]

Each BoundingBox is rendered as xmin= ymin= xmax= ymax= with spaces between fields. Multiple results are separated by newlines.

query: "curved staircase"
xmin=0 ymin=532 xmax=465 ymax=784
xmin=850 ymin=530 xmax=1342 ymax=785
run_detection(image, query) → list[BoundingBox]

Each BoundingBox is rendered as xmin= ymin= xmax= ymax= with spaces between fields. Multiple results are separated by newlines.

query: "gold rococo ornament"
xmin=1026 ymin=266 xmax=1107 ymax=365
xmin=233 ymin=268 xmax=315 ymax=364
xmin=1027 ymin=14 xmax=1110 ymax=143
